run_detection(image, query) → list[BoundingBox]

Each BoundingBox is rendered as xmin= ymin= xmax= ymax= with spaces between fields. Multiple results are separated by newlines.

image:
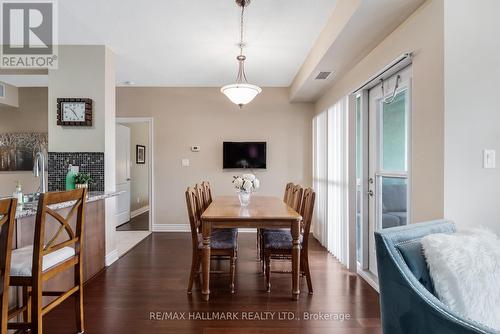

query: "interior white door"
xmin=367 ymin=66 xmax=411 ymax=277
xmin=115 ymin=124 xmax=131 ymax=227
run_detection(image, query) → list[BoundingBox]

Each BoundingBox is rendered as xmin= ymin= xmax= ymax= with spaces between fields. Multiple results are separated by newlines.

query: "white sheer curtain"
xmin=313 ymin=96 xmax=350 ymax=266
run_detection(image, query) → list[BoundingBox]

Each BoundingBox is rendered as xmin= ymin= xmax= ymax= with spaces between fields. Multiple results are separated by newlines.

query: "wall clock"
xmin=57 ymin=98 xmax=93 ymax=126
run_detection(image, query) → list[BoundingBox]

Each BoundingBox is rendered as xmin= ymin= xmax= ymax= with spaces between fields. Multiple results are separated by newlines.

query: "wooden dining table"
xmin=200 ymin=195 xmax=303 ymax=301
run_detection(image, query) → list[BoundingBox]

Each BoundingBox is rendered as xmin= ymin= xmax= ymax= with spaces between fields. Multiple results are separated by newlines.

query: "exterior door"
xmin=115 ymin=124 xmax=131 ymax=227
xmin=367 ymin=66 xmax=411 ymax=276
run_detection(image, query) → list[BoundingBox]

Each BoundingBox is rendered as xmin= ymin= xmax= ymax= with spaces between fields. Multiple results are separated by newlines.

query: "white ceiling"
xmin=54 ymin=0 xmax=337 ymax=87
xmin=290 ymin=0 xmax=426 ymax=101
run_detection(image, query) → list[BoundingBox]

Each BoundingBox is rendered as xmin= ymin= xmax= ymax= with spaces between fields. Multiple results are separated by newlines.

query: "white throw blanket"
xmin=421 ymin=228 xmax=500 ymax=331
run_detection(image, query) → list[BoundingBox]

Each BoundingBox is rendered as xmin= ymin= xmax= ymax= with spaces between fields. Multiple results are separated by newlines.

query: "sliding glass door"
xmin=356 ymin=66 xmax=412 ymax=278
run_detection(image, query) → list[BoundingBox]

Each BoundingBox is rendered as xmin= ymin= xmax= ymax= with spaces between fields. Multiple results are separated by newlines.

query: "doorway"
xmin=115 ymin=117 xmax=154 ymax=256
xmin=356 ymin=66 xmax=412 ymax=282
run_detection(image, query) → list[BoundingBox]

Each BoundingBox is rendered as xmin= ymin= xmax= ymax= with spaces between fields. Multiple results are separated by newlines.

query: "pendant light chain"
xmin=239 ymin=3 xmax=245 ymax=54
xmin=236 ymin=2 xmax=248 ymax=84
xmin=220 ymin=0 xmax=262 ymax=108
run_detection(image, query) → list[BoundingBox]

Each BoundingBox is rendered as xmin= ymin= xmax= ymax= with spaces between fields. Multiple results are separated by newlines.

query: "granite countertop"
xmin=14 ymin=191 xmax=123 ymax=219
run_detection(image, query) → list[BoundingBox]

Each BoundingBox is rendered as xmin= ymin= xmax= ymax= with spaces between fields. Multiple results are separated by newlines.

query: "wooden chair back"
xmin=283 ymin=182 xmax=294 ymax=203
xmin=185 ymin=187 xmax=202 ymax=249
xmin=201 ymin=181 xmax=212 ymax=207
xmin=33 ymin=189 xmax=87 ymax=275
xmin=299 ymin=188 xmax=316 ymax=249
xmin=194 ymin=183 xmax=206 ymax=215
xmin=288 ymin=185 xmax=303 ymax=212
xmin=0 ymin=198 xmax=17 ymax=333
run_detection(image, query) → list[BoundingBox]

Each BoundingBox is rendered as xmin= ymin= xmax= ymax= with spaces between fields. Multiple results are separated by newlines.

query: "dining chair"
xmin=259 ymin=184 xmax=304 ymax=272
xmin=0 ymin=198 xmax=17 ymax=334
xmin=201 ymin=181 xmax=212 ymax=207
xmin=287 ymin=184 xmax=303 ymax=212
xmin=263 ymin=188 xmax=315 ymax=294
xmin=283 ymin=182 xmax=294 ymax=204
xmin=8 ymin=189 xmax=87 ymax=334
xmin=185 ymin=187 xmax=238 ymax=294
xmin=194 ymin=183 xmax=206 ymax=214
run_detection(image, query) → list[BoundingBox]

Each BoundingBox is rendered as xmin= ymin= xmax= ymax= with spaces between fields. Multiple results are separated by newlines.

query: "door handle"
xmin=126 ymin=178 xmax=131 ymax=181
xmin=367 ymin=190 xmax=374 ymax=197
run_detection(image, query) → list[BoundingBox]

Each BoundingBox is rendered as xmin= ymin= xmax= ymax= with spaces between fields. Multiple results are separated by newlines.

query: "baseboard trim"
xmin=152 ymin=224 xmax=257 ymax=233
xmin=357 ymin=266 xmax=379 ymax=293
xmin=153 ymin=224 xmax=190 ymax=232
xmin=131 ymin=206 xmax=149 ymax=219
xmin=105 ymin=249 xmax=119 ymax=267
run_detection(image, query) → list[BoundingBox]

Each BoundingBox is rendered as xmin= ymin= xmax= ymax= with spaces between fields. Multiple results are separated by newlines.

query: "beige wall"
xmin=0 ymin=81 xmax=19 ymax=108
xmin=0 ymin=87 xmax=48 ymax=196
xmin=122 ymin=122 xmax=149 ymax=212
xmin=48 ymin=45 xmax=118 ymax=262
xmin=116 ymin=87 xmax=314 ymax=226
xmin=444 ymin=0 xmax=500 ymax=235
xmin=315 ymin=0 xmax=445 ymax=223
xmin=0 ymin=87 xmax=47 ymax=132
xmin=48 ymin=46 xmax=107 ymax=152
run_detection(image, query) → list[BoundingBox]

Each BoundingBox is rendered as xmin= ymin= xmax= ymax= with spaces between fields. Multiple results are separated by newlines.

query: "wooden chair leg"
xmin=256 ymin=229 xmax=261 ymax=260
xmin=22 ymin=285 xmax=32 ymax=324
xmin=302 ymin=252 xmax=313 ymax=294
xmin=187 ymin=252 xmax=199 ymax=294
xmin=265 ymin=253 xmax=271 ymax=292
xmin=75 ymin=264 xmax=85 ymax=333
xmin=229 ymin=253 xmax=236 ymax=294
xmin=32 ymin=281 xmax=43 ymax=334
xmin=260 ymin=231 xmax=266 ymax=274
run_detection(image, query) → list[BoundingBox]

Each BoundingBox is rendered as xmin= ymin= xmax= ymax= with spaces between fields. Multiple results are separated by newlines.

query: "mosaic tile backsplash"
xmin=48 ymin=152 xmax=104 ymax=191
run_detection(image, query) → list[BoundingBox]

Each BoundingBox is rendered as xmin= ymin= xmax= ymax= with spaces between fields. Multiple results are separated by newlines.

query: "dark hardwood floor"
xmin=116 ymin=211 xmax=149 ymax=231
xmin=44 ymin=232 xmax=381 ymax=333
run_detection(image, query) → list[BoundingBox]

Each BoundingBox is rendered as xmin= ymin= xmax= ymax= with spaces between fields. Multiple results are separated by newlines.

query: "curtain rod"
xmin=352 ymin=52 xmax=413 ymax=94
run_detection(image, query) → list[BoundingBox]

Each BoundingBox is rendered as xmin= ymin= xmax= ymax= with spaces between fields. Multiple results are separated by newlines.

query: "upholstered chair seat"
xmin=10 ymin=245 xmax=76 ymax=277
xmin=197 ymin=228 xmax=238 ymax=250
xmin=262 ymin=230 xmax=303 ymax=250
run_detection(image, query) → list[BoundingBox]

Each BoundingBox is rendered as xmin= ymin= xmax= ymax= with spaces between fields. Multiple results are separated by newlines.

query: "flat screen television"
xmin=223 ymin=142 xmax=267 ymax=169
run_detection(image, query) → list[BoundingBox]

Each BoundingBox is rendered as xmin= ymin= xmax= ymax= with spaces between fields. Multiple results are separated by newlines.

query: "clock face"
xmin=62 ymin=102 xmax=86 ymax=122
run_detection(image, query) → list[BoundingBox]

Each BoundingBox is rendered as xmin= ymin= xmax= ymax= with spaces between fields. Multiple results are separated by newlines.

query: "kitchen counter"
xmin=14 ymin=191 xmax=122 ymax=219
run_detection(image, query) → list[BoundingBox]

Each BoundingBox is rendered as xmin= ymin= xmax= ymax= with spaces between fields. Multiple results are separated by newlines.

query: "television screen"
xmin=223 ymin=142 xmax=267 ymax=169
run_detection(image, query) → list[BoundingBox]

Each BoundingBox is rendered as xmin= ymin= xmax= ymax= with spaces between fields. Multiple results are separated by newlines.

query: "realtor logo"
xmin=0 ymin=0 xmax=58 ymax=68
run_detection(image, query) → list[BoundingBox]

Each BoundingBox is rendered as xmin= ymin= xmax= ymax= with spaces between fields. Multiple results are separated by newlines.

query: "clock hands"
xmin=68 ymin=106 xmax=80 ymax=119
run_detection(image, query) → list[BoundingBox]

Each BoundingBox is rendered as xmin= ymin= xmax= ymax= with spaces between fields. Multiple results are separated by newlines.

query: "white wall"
xmin=444 ymin=0 xmax=500 ymax=235
xmin=116 ymin=87 xmax=314 ymax=228
xmin=104 ymin=47 xmax=117 ymax=263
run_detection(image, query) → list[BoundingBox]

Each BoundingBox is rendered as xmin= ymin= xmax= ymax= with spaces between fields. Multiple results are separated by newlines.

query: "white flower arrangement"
xmin=233 ymin=173 xmax=260 ymax=193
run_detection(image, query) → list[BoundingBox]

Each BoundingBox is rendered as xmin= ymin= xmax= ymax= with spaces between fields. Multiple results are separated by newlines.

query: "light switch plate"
xmin=181 ymin=158 xmax=190 ymax=167
xmin=483 ymin=149 xmax=496 ymax=169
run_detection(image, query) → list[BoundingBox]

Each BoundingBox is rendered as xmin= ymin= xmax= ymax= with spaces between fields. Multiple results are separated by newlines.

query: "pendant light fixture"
xmin=221 ymin=0 xmax=262 ymax=108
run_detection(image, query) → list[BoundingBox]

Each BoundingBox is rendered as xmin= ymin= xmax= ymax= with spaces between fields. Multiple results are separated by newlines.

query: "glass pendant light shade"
xmin=221 ymin=83 xmax=262 ymax=108
xmin=221 ymin=0 xmax=261 ymax=108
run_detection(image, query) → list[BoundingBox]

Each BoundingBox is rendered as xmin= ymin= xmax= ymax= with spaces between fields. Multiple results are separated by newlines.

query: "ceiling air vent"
xmin=0 ymin=83 xmax=4 ymax=98
xmin=314 ymin=71 xmax=332 ymax=80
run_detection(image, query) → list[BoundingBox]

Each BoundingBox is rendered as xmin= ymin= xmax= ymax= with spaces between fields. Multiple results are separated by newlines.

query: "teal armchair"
xmin=375 ymin=220 xmax=496 ymax=334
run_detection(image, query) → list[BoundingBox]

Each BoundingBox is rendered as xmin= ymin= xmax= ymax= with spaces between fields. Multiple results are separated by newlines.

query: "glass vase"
xmin=238 ymin=191 xmax=251 ymax=207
